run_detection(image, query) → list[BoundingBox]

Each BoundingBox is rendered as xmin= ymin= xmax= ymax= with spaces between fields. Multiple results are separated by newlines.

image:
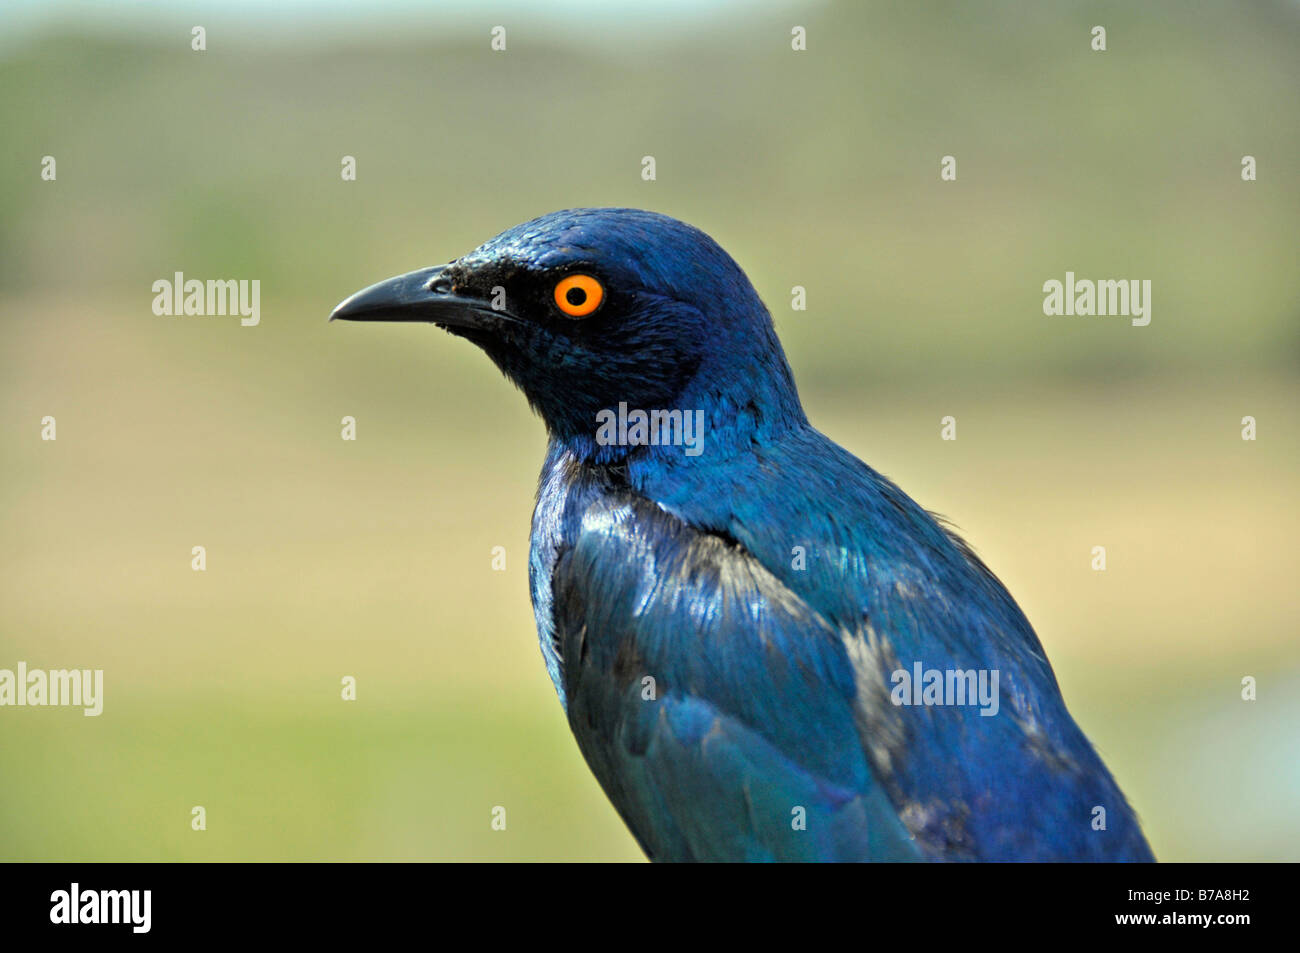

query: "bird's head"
xmin=331 ymin=208 xmax=805 ymax=460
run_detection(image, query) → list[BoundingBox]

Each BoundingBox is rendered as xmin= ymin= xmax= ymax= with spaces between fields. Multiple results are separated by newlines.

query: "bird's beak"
xmin=329 ymin=264 xmax=497 ymax=330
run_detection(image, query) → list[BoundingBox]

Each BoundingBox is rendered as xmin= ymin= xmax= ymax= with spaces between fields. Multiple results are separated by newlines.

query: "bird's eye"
xmin=553 ymin=274 xmax=604 ymax=318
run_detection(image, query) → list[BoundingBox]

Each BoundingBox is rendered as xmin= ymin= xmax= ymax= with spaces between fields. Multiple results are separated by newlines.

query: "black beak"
xmin=329 ymin=265 xmax=498 ymax=330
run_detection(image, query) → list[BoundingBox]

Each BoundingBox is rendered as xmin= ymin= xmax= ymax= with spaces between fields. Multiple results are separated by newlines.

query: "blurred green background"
xmin=1 ymin=0 xmax=1297 ymax=861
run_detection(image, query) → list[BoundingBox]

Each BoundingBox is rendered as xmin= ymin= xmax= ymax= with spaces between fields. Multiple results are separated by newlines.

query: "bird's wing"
xmin=627 ymin=428 xmax=1154 ymax=861
xmin=547 ymin=486 xmax=923 ymax=861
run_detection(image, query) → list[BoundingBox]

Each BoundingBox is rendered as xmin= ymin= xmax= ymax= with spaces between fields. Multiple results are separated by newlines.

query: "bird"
xmin=330 ymin=208 xmax=1155 ymax=862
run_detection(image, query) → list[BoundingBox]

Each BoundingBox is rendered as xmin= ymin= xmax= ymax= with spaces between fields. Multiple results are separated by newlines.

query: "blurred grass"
xmin=1 ymin=0 xmax=1298 ymax=861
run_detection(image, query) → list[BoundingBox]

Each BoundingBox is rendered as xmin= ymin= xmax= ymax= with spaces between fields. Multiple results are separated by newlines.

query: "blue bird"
xmin=331 ymin=208 xmax=1154 ymax=862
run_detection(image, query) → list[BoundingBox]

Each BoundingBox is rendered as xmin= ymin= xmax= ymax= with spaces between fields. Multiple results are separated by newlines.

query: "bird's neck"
xmin=549 ymin=358 xmax=806 ymax=468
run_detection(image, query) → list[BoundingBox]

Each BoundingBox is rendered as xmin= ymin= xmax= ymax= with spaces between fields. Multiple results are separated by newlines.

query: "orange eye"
xmin=554 ymin=274 xmax=604 ymax=317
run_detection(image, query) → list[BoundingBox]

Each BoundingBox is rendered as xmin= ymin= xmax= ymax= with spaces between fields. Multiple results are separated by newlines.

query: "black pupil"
xmin=565 ymin=286 xmax=587 ymax=307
